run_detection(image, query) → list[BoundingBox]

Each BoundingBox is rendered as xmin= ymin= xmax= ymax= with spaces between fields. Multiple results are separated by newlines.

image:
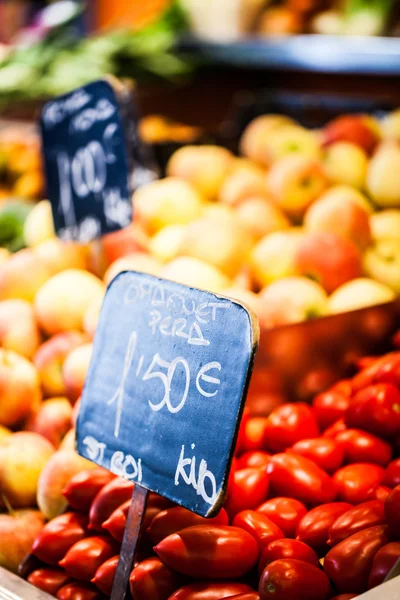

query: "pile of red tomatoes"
xmin=26 ymin=350 xmax=400 ymax=600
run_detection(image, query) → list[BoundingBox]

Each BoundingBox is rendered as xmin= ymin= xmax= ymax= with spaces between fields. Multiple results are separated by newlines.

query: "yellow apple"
xmin=328 ymin=278 xmax=396 ymax=314
xmin=235 ymin=196 xmax=290 ymax=241
xmin=103 ymin=252 xmax=163 ymax=286
xmin=179 ymin=214 xmax=253 ymax=278
xmin=380 ymin=109 xmax=400 ymax=141
xmin=259 ymin=276 xmax=328 ymax=326
xmin=167 ymin=145 xmax=234 ymax=200
xmin=314 ymin=185 xmax=374 ymax=214
xmin=367 ymin=142 xmax=400 ymax=207
xmin=150 ymin=225 xmax=186 ymax=263
xmin=34 ymin=269 xmax=105 ymax=335
xmin=324 ymin=141 xmax=368 ymax=189
xmin=0 ymin=432 xmax=55 ymax=507
xmin=239 ymin=114 xmax=296 ymax=165
xmin=219 ymin=158 xmax=267 ymax=205
xmin=24 ymin=200 xmax=55 ymax=247
xmin=162 ymin=256 xmax=230 ymax=293
xmin=363 ymin=240 xmax=400 ymax=294
xmin=370 ymin=209 xmax=400 ymax=241
xmin=250 ymin=229 xmax=305 ymax=287
xmin=133 ymin=177 xmax=204 ymax=234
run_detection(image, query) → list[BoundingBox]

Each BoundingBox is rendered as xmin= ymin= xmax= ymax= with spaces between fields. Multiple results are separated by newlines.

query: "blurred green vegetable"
xmin=343 ymin=0 xmax=395 ymax=35
xmin=0 ymin=200 xmax=35 ymax=252
xmin=0 ymin=1 xmax=192 ymax=106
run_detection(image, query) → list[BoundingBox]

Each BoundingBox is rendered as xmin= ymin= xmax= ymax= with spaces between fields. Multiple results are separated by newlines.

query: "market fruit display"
xmin=20 ymin=346 xmax=400 ymax=598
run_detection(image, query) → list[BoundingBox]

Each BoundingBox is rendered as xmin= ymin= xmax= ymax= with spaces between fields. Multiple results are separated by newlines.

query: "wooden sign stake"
xmin=110 ymin=485 xmax=149 ymax=600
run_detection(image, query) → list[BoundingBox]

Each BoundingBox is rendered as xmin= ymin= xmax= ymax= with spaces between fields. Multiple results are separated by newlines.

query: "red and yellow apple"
xmin=267 ymin=154 xmax=328 ymax=218
xmin=0 ymin=249 xmax=50 ymax=302
xmin=25 ymin=397 xmax=73 ymax=448
xmin=295 ymin=231 xmax=362 ymax=293
xmin=0 ymin=510 xmax=45 ymax=573
xmin=0 ymin=349 xmax=41 ymax=427
xmin=34 ymin=331 xmax=87 ymax=397
xmin=304 ymin=188 xmax=371 ymax=249
xmin=0 ymin=299 xmax=41 ymax=359
xmin=37 ymin=449 xmax=96 ymax=519
xmin=62 ymin=343 xmax=93 ymax=404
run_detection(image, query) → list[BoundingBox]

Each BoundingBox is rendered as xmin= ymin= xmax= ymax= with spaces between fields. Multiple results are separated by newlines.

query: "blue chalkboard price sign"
xmin=76 ymin=271 xmax=258 ymax=600
xmin=77 ymin=271 xmax=258 ymax=516
xmin=40 ymin=78 xmax=155 ymax=243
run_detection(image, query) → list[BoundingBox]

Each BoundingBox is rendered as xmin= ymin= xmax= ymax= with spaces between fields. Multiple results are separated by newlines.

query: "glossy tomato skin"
xmin=225 ymin=594 xmax=260 ymax=600
xmin=335 ymin=429 xmax=392 ymax=466
xmin=324 ymin=525 xmax=389 ymax=593
xmin=345 ymin=383 xmax=400 ymax=439
xmin=238 ymin=451 xmax=272 ymax=470
xmin=102 ymin=500 xmax=130 ymax=543
xmin=31 ymin=512 xmax=88 ymax=565
xmin=384 ymin=484 xmax=400 ymax=538
xmin=259 ymin=559 xmax=330 ymax=600
xmin=312 ymin=391 xmax=350 ymax=431
xmin=92 ymin=555 xmax=118 ymax=596
xmin=366 ymin=485 xmax=392 ymax=503
xmin=56 ymin=582 xmax=102 ymax=600
xmin=290 ymin=438 xmax=344 ymax=473
xmin=62 ymin=469 xmax=115 ymax=511
xmin=383 ymin=458 xmax=400 ymax=488
xmin=329 ymin=595 xmax=358 ymax=600
xmin=258 ymin=539 xmax=319 ymax=575
xmin=88 ymin=478 xmax=133 ymax=531
xmin=263 ymin=403 xmax=319 ymax=453
xmin=154 ymin=525 xmax=259 ymax=579
xmin=27 ymin=568 xmax=70 ymax=596
xmin=296 ymin=503 xmax=352 ymax=553
xmin=352 ymin=352 xmax=400 ymax=391
xmin=240 ymin=417 xmax=269 ymax=453
xmin=59 ymin=535 xmax=118 ymax=582
xmin=129 ymin=557 xmax=185 ymax=600
xmin=333 ymin=463 xmax=384 ymax=504
xmin=368 ymin=541 xmax=400 ymax=589
xmin=267 ymin=453 xmax=337 ymax=506
xmin=323 ymin=419 xmax=347 ymax=439
xmin=328 ymin=500 xmax=386 ymax=546
xmin=233 ymin=510 xmax=284 ymax=552
xmin=257 ymin=497 xmax=307 ymax=538
xmin=147 ymin=506 xmax=229 ymax=545
xmin=168 ymin=582 xmax=255 ymax=600
xmin=225 ymin=468 xmax=269 ymax=518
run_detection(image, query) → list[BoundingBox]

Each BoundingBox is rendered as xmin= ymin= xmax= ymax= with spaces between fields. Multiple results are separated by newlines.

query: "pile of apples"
xmin=127 ymin=109 xmax=400 ymax=329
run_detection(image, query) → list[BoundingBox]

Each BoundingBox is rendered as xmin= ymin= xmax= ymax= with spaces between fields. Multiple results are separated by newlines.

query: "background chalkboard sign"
xmin=77 ymin=271 xmax=258 ymax=517
xmin=40 ymin=79 xmax=134 ymax=243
